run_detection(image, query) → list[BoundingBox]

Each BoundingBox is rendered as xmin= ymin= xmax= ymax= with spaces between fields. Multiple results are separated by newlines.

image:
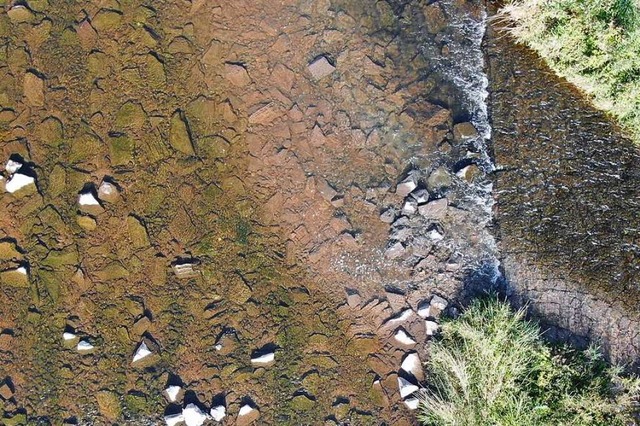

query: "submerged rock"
xmin=308 ymin=56 xmax=335 ymax=80
xmin=453 ymin=122 xmax=479 ymax=142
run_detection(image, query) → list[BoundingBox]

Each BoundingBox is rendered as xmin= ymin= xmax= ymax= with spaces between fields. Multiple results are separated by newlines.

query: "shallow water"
xmin=0 ymin=0 xmax=515 ymax=424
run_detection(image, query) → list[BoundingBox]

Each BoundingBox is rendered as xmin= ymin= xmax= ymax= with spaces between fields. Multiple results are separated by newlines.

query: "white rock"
xmin=214 ymin=343 xmax=223 ymax=351
xmin=15 ymin=266 xmax=27 ymax=275
xmin=251 ymin=352 xmax=275 ymax=366
xmin=173 ymin=263 xmax=197 ymax=279
xmin=164 ymin=385 xmax=181 ymax=403
xmin=77 ymin=340 xmax=94 ymax=352
xmin=430 ymin=295 xmax=448 ymax=311
xmin=404 ymin=396 xmax=420 ymax=410
xmin=426 ymin=320 xmax=439 ymax=336
xmin=385 ymin=309 xmax=412 ymax=326
xmin=401 ymin=199 xmax=417 ymax=215
xmin=239 ymin=404 xmax=256 ymax=417
xmin=427 ymin=228 xmax=444 ymax=241
xmin=308 ymin=56 xmax=335 ymax=80
xmin=5 ymin=173 xmax=35 ymax=193
xmin=183 ymin=403 xmax=209 ymax=426
xmin=398 ymin=377 xmax=419 ymax=398
xmin=401 ymin=353 xmax=422 ymax=377
xmin=396 ymin=175 xmax=418 ymax=197
xmin=132 ymin=341 xmax=152 ymax=363
xmin=78 ymin=192 xmax=100 ymax=206
xmin=411 ymin=189 xmax=429 ymax=204
xmin=394 ymin=329 xmax=416 ymax=346
xmin=164 ymin=413 xmax=184 ymax=426
xmin=210 ymin=405 xmax=226 ymax=422
xmin=98 ymin=181 xmax=120 ymax=203
xmin=416 ymin=301 xmax=431 ymax=319
xmin=5 ymin=159 xmax=22 ymax=174
xmin=63 ymin=332 xmax=77 ymax=341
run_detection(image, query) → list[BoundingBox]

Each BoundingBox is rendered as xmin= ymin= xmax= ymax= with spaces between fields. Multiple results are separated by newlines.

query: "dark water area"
xmin=486 ymin=14 xmax=640 ymax=364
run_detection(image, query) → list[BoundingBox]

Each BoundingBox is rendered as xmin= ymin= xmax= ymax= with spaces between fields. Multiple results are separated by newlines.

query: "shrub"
xmin=417 ymin=298 xmax=640 ymax=426
xmin=497 ymin=0 xmax=640 ymax=145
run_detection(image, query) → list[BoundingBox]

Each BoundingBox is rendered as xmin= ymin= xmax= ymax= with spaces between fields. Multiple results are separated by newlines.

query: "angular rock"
xmin=210 ymin=405 xmax=225 ymax=422
xmin=427 ymin=227 xmax=444 ymax=242
xmin=401 ymin=352 xmax=424 ymax=381
xmin=169 ymin=111 xmax=195 ymax=155
xmin=0 ymin=266 xmax=29 ymax=287
xmin=76 ymin=215 xmax=97 ymax=231
xmin=5 ymin=173 xmax=36 ymax=195
xmin=404 ymin=397 xmax=420 ymax=410
xmin=77 ymin=340 xmax=95 ymax=353
xmin=385 ymin=241 xmax=405 ymax=259
xmin=7 ymin=5 xmax=35 ymax=23
xmin=172 ymin=261 xmax=198 ymax=279
xmin=346 ymin=291 xmax=361 ymax=308
xmin=410 ymin=189 xmax=430 ymax=204
xmin=164 ymin=385 xmax=182 ymax=403
xmin=416 ymin=301 xmax=431 ymax=319
xmin=315 ymin=177 xmax=338 ymax=203
xmin=132 ymin=341 xmax=152 ymax=363
xmin=379 ymin=208 xmax=396 ymax=224
xmin=23 ymin=71 xmax=45 ymax=106
xmin=396 ymin=175 xmax=418 ymax=197
xmin=418 ymin=198 xmax=448 ymax=220
xmin=0 ymin=381 xmax=13 ymax=400
xmin=183 ymin=403 xmax=209 ymax=426
xmin=0 ymin=241 xmax=22 ymax=261
xmin=393 ymin=328 xmax=416 ymax=346
xmin=453 ymin=122 xmax=479 ymax=142
xmin=224 ymin=63 xmax=251 ymax=87
xmin=427 ymin=167 xmax=452 ymax=193
xmin=248 ymin=102 xmax=280 ymax=125
xmin=308 ymin=56 xmax=335 ymax=80
xmin=63 ymin=332 xmax=77 ymax=342
xmin=165 ymin=413 xmax=184 ymax=426
xmin=132 ymin=316 xmax=151 ymax=336
xmin=397 ymin=377 xmax=419 ymax=398
xmin=430 ymin=295 xmax=448 ymax=312
xmin=237 ymin=403 xmax=260 ymax=425
xmin=401 ymin=199 xmax=418 ymax=215
xmin=5 ymin=159 xmax=22 ymax=174
xmin=98 ymin=181 xmax=120 ymax=203
xmin=426 ymin=320 xmax=439 ymax=336
xmin=456 ymin=164 xmax=481 ymax=182
xmin=251 ymin=350 xmax=275 ymax=367
xmin=78 ymin=190 xmax=104 ymax=215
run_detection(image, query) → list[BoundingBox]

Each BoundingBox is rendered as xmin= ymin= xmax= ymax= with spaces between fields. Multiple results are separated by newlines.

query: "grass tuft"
xmin=418 ymin=298 xmax=640 ymax=426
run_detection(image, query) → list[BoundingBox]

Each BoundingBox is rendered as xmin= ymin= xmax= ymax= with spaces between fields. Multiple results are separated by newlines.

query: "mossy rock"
xmin=109 ymin=135 xmax=135 ymax=166
xmin=290 ymin=394 xmax=316 ymax=411
xmin=38 ymin=269 xmax=63 ymax=302
xmin=144 ymin=54 xmax=165 ymax=87
xmin=87 ymin=52 xmax=111 ymax=77
xmin=47 ymin=164 xmax=66 ymax=197
xmin=0 ymin=241 xmax=22 ymax=260
xmin=41 ymin=249 xmax=78 ymax=269
xmin=0 ymin=268 xmax=29 ymax=288
xmin=2 ymin=413 xmax=27 ymax=426
xmin=114 ymin=102 xmax=146 ymax=130
xmin=127 ymin=216 xmax=150 ymax=249
xmin=37 ymin=116 xmax=64 ymax=148
xmin=96 ymin=390 xmax=121 ymax=421
xmin=169 ymin=111 xmax=195 ymax=155
xmin=69 ymin=134 xmax=102 ymax=164
xmin=95 ymin=263 xmax=130 ymax=281
xmin=92 ymin=10 xmax=123 ymax=32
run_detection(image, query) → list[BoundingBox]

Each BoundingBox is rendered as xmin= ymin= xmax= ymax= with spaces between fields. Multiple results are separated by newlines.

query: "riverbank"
xmin=498 ymin=0 xmax=640 ymax=145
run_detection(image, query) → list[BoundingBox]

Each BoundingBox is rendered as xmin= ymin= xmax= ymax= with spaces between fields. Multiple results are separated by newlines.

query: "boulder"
xmin=0 ymin=266 xmax=29 ymax=287
xmin=132 ymin=341 xmax=152 ymax=363
xmin=5 ymin=173 xmax=36 ymax=195
xmin=308 ymin=56 xmax=335 ymax=80
xmin=410 ymin=189 xmax=429 ymax=204
xmin=23 ymin=71 xmax=44 ymax=106
xmin=401 ymin=199 xmax=417 ymax=215
xmin=396 ymin=174 xmax=418 ymax=197
xmin=426 ymin=320 xmax=439 ymax=336
xmin=426 ymin=167 xmax=452 ymax=193
xmin=183 ymin=403 xmax=209 ymax=426
xmin=169 ymin=111 xmax=195 ymax=155
xmin=78 ymin=190 xmax=104 ymax=215
xmin=5 ymin=159 xmax=22 ymax=174
xmin=397 ymin=377 xmax=419 ymax=398
xmin=224 ymin=63 xmax=251 ymax=87
xmin=77 ymin=340 xmax=95 ymax=353
xmin=400 ymin=352 xmax=424 ymax=381
xmin=379 ymin=208 xmax=396 ymax=224
xmin=456 ymin=164 xmax=481 ymax=182
xmin=210 ymin=405 xmax=226 ymax=422
xmin=98 ymin=181 xmax=120 ymax=203
xmin=237 ymin=403 xmax=260 ymax=425
xmin=453 ymin=122 xmax=478 ymax=142
xmin=0 ymin=242 xmax=22 ymax=261
xmin=418 ymin=198 xmax=448 ymax=220
xmin=393 ymin=328 xmax=416 ymax=346
xmin=385 ymin=242 xmax=405 ymax=259
xmin=7 ymin=4 xmax=35 ymax=23
xmin=251 ymin=350 xmax=275 ymax=367
xmin=172 ymin=261 xmax=198 ymax=279
xmin=404 ymin=397 xmax=420 ymax=410
xmin=163 ymin=385 xmax=182 ymax=403
xmin=164 ymin=413 xmax=184 ymax=426
xmin=430 ymin=295 xmax=448 ymax=312
xmin=76 ymin=215 xmax=97 ymax=231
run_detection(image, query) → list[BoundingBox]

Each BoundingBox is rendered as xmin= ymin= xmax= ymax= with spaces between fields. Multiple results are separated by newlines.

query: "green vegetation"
xmin=418 ymin=298 xmax=640 ymax=426
xmin=499 ymin=0 xmax=640 ymax=143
